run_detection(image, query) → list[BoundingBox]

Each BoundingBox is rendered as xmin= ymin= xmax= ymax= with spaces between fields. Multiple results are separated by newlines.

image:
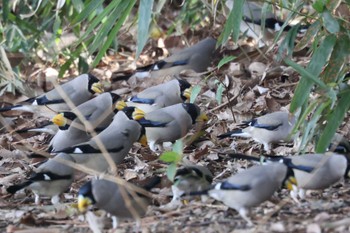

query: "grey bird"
xmin=78 ymin=176 xmax=160 ymax=228
xmin=188 ymin=163 xmax=288 ymax=225
xmin=131 ymin=103 xmax=208 ymax=151
xmin=0 ymin=74 xmax=103 ymax=118
xmin=286 ymin=153 xmax=348 ymax=201
xmin=172 ymin=165 xmax=213 ymax=201
xmin=218 ymin=111 xmax=296 ymax=152
xmin=115 ymin=38 xmax=217 ymax=80
xmin=116 ymin=79 xmax=192 ymax=113
xmin=226 ymin=152 xmax=348 ymax=202
xmin=49 ymin=92 xmax=121 ymax=152
xmin=55 ymin=111 xmax=144 ymax=172
xmin=226 ymin=1 xmax=308 ymax=47
xmin=6 ymin=153 xmax=75 ymax=205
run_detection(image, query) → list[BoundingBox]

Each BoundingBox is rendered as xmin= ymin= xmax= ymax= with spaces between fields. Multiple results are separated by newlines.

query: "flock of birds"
xmin=2 ymin=2 xmax=349 ymax=230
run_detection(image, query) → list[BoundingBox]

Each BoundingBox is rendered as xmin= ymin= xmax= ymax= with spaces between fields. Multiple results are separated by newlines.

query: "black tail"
xmin=0 ymin=105 xmax=22 ymax=112
xmin=217 ymin=129 xmax=243 ymax=139
xmin=185 ymin=189 xmax=210 ymax=196
xmin=112 ymin=74 xmax=133 ymax=82
xmin=143 ymin=176 xmax=161 ymax=191
xmin=15 ymin=121 xmax=53 ymax=134
xmin=223 ymin=153 xmax=261 ymax=162
xmin=7 ymin=181 xmax=32 ymax=194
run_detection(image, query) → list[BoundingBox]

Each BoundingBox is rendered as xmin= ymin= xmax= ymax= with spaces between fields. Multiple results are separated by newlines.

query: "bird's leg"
xmin=171 ymin=185 xmax=182 ymax=202
xmin=239 ymin=208 xmax=253 ymax=226
xmin=298 ymin=188 xmax=306 ymax=200
xmin=290 ymin=185 xmax=300 ymax=203
xmin=34 ymin=193 xmax=41 ymax=205
xmin=51 ymin=195 xmax=60 ymax=205
xmin=263 ymin=143 xmax=271 ymax=154
xmin=112 ymin=216 xmax=119 ymax=229
xmin=149 ymin=141 xmax=158 ymax=152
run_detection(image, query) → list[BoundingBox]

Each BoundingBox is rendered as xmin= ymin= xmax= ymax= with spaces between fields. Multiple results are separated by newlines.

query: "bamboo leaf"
xmin=92 ymin=0 xmax=136 ymax=67
xmin=172 ymin=139 xmax=183 ymax=156
xmin=159 ymin=151 xmax=182 ymax=163
xmin=190 ymin=85 xmax=201 ymax=103
xmin=88 ymin=4 xmax=124 ymax=54
xmin=216 ymin=83 xmax=224 ymax=105
xmin=219 ymin=0 xmax=244 ymax=44
xmin=71 ymin=1 xmax=102 ymax=25
xmin=289 ymin=34 xmax=336 ymax=112
xmin=166 ymin=163 xmax=177 ymax=182
xmin=322 ymin=10 xmax=339 ymax=34
xmin=217 ymin=56 xmax=235 ymax=69
xmin=322 ymin=34 xmax=350 ymax=83
xmin=136 ymin=0 xmax=153 ymax=58
xmin=316 ymin=89 xmax=350 ymax=152
xmin=75 ymin=0 xmax=121 ymax=46
xmin=2 ymin=0 xmax=9 ymax=23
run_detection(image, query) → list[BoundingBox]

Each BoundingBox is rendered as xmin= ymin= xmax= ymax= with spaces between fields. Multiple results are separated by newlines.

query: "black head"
xmin=62 ymin=111 xmax=77 ymax=121
xmin=182 ymin=103 xmax=200 ymax=124
xmin=178 ymin=79 xmax=191 ymax=92
xmin=110 ymin=93 xmax=121 ymax=103
xmin=178 ymin=79 xmax=191 ymax=101
xmin=87 ymin=74 xmax=100 ymax=94
xmin=122 ymin=106 xmax=136 ymax=119
xmin=78 ymin=181 xmax=96 ymax=204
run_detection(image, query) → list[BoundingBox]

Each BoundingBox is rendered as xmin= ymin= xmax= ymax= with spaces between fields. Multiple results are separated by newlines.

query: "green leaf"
xmin=75 ymin=0 xmax=121 ymax=46
xmin=92 ymin=0 xmax=136 ymax=67
xmin=159 ymin=151 xmax=182 ymax=163
xmin=284 ymin=59 xmax=328 ymax=90
xmin=322 ymin=10 xmax=340 ymax=34
xmin=295 ymin=21 xmax=321 ymax=52
xmin=276 ymin=26 xmax=299 ymax=61
xmin=299 ymin=101 xmax=329 ymax=151
xmin=322 ymin=34 xmax=350 ymax=83
xmin=2 ymin=0 xmax=9 ymax=23
xmin=136 ymin=0 xmax=153 ymax=58
xmin=316 ymin=89 xmax=350 ymax=152
xmin=166 ymin=163 xmax=177 ymax=182
xmin=71 ymin=0 xmax=102 ymax=25
xmin=217 ymin=56 xmax=235 ymax=69
xmin=78 ymin=56 xmax=89 ymax=74
xmin=312 ymin=0 xmax=325 ymax=13
xmin=88 ymin=2 xmax=126 ymax=54
xmin=219 ymin=0 xmax=244 ymax=44
xmin=53 ymin=15 xmax=62 ymax=37
xmin=289 ymin=34 xmax=336 ymax=112
xmin=172 ymin=139 xmax=183 ymax=155
xmin=216 ymin=83 xmax=224 ymax=105
xmin=190 ymin=85 xmax=201 ymax=103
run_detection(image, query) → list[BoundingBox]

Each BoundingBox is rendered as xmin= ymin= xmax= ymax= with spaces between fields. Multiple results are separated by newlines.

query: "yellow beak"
xmin=196 ymin=113 xmax=208 ymax=122
xmin=51 ymin=113 xmax=67 ymax=127
xmin=91 ymin=82 xmax=104 ymax=94
xmin=78 ymin=195 xmax=92 ymax=212
xmin=183 ymin=87 xmax=192 ymax=100
xmin=116 ymin=100 xmax=127 ymax=111
xmin=132 ymin=108 xmax=146 ymax=121
xmin=285 ymin=176 xmax=297 ymax=190
xmin=139 ymin=134 xmax=148 ymax=146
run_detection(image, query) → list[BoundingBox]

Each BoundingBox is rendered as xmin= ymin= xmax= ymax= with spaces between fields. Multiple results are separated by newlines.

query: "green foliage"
xmin=136 ymin=0 xmax=153 ymax=58
xmin=219 ymin=0 xmax=350 ymax=152
xmin=217 ymin=56 xmax=235 ymax=69
xmin=190 ymin=85 xmax=201 ymax=104
xmin=283 ymin=2 xmax=350 ymax=152
xmin=216 ymin=82 xmax=224 ymax=105
xmin=159 ymin=140 xmax=183 ymax=182
xmin=218 ymin=0 xmax=244 ymax=44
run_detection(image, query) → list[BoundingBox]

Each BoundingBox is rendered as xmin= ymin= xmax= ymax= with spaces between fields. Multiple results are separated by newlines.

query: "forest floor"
xmin=1 ymin=6 xmax=350 ymax=233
